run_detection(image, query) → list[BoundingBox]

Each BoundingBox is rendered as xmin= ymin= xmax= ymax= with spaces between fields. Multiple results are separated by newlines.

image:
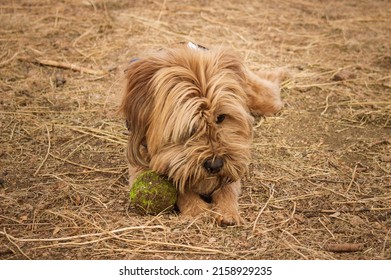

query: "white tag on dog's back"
xmin=187 ymin=42 xmax=199 ymax=50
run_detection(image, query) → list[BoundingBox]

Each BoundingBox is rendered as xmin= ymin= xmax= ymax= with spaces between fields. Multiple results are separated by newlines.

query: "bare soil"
xmin=0 ymin=0 xmax=390 ymax=260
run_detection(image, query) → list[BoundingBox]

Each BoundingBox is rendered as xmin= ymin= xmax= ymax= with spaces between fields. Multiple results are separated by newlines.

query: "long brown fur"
xmin=120 ymin=44 xmax=284 ymax=226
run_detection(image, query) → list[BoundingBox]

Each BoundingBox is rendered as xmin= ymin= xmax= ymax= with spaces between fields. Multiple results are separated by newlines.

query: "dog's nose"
xmin=203 ymin=157 xmax=224 ymax=174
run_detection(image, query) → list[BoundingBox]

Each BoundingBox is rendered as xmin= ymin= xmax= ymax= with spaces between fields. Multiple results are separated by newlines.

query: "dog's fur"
xmin=120 ymin=44 xmax=284 ymax=226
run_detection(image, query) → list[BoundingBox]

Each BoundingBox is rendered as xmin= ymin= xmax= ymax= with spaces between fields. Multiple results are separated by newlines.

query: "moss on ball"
xmin=130 ymin=170 xmax=177 ymax=215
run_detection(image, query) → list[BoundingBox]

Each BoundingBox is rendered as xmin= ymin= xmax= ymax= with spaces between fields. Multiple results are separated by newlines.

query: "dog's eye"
xmin=216 ymin=114 xmax=226 ymax=124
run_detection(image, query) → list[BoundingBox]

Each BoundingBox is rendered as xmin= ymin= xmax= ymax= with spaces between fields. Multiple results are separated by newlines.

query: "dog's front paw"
xmin=177 ymin=191 xmax=211 ymax=217
xmin=214 ymin=208 xmax=244 ymax=227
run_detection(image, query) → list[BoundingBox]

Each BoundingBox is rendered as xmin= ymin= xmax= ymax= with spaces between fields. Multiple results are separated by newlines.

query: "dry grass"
xmin=0 ymin=0 xmax=390 ymax=260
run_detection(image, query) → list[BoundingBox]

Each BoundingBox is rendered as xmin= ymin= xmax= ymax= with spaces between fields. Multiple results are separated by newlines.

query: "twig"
xmin=273 ymin=192 xmax=324 ymax=203
xmin=200 ymin=12 xmax=229 ymax=27
xmin=345 ymin=164 xmax=358 ymax=194
xmin=34 ymin=58 xmax=107 ymax=76
xmin=320 ymin=186 xmax=350 ymax=199
xmin=252 ymin=186 xmax=275 ymax=232
xmin=0 ymin=225 xmax=165 ymax=243
xmin=1 ymin=227 xmax=232 ymax=256
xmin=2 ymin=228 xmax=31 ymax=259
xmin=296 ymin=207 xmax=391 ymax=213
xmin=157 ymin=0 xmax=167 ymax=22
xmin=369 ymin=139 xmax=390 ymax=147
xmin=324 ymin=243 xmax=364 ymax=252
xmin=48 ymin=153 xmax=121 ymax=174
xmin=34 ymin=124 xmax=51 ymax=176
xmin=95 ymin=246 xmax=232 ymax=256
xmin=382 ymin=229 xmax=390 ymax=258
xmin=319 ymin=100 xmax=391 ymax=109
xmin=59 ymin=125 xmax=127 ymax=145
xmin=128 ymin=14 xmax=190 ymax=40
xmin=319 ymin=217 xmax=335 ymax=238
xmin=294 ymin=81 xmax=344 ymax=89
xmin=321 ymin=94 xmax=331 ymax=115
xmin=0 ymin=52 xmax=19 ymax=67
xmin=105 ymin=238 xmax=230 ymax=256
xmin=283 ymin=240 xmax=308 ymax=259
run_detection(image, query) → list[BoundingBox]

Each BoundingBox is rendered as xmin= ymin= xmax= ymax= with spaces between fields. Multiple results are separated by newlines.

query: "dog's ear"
xmin=214 ymin=48 xmax=283 ymax=116
xmin=120 ymin=57 xmax=160 ymax=168
xmin=244 ymin=69 xmax=284 ymax=116
xmin=214 ymin=48 xmax=247 ymax=82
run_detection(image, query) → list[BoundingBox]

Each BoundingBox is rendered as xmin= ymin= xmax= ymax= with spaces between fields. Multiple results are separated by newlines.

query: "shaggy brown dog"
xmin=120 ymin=43 xmax=284 ymax=226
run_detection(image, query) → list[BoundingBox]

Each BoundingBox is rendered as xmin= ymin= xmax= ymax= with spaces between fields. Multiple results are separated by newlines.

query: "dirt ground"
xmin=0 ymin=0 xmax=390 ymax=260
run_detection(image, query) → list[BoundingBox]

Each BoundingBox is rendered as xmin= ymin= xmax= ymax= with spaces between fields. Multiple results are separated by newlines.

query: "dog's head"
xmin=120 ymin=45 xmax=254 ymax=194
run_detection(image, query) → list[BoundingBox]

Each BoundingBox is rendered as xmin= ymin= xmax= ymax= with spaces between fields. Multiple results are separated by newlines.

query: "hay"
xmin=0 ymin=0 xmax=390 ymax=260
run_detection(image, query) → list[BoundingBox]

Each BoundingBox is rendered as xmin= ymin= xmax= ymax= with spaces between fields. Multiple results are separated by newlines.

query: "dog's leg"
xmin=245 ymin=68 xmax=288 ymax=116
xmin=211 ymin=181 xmax=244 ymax=226
xmin=177 ymin=189 xmax=211 ymax=217
xmin=128 ymin=165 xmax=143 ymax=186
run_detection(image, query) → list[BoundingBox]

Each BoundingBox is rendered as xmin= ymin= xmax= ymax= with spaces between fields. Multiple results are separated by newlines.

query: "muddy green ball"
xmin=129 ymin=171 xmax=177 ymax=215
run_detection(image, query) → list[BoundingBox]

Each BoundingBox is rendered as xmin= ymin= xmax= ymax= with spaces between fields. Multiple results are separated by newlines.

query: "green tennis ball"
xmin=129 ymin=170 xmax=177 ymax=215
